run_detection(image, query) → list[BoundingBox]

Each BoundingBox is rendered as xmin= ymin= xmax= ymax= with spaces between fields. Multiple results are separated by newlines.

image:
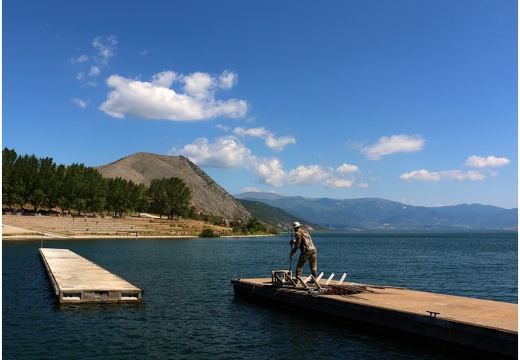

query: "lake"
xmin=2 ymin=232 xmax=517 ymax=359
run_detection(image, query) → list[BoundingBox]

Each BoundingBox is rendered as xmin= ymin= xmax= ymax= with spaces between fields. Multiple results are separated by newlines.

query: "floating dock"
xmin=40 ymin=248 xmax=142 ymax=303
xmin=231 ymin=274 xmax=517 ymax=358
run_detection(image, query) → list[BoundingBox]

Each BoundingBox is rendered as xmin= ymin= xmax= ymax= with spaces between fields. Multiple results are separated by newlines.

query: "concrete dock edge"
xmin=231 ymin=278 xmax=517 ymax=358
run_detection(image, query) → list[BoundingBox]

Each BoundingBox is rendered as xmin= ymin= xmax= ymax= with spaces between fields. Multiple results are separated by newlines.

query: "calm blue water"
xmin=2 ymin=232 xmax=517 ymax=359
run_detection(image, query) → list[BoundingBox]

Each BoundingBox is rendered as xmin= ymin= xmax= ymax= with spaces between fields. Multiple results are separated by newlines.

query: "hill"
xmin=237 ymin=199 xmax=323 ymax=231
xmin=95 ymin=152 xmax=250 ymax=222
xmin=236 ymin=192 xmax=518 ymax=231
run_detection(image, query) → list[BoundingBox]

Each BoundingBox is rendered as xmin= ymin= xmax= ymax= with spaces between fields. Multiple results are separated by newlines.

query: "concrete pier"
xmin=40 ymin=248 xmax=142 ymax=303
xmin=231 ymin=277 xmax=517 ymax=358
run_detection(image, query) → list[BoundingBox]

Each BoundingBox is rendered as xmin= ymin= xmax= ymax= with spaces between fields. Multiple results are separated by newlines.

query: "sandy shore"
xmin=2 ymin=214 xmax=233 ymax=240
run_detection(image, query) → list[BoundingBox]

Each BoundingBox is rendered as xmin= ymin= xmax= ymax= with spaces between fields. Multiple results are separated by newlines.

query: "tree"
xmin=2 ymin=148 xmax=20 ymax=208
xmin=130 ymin=183 xmax=149 ymax=214
xmin=106 ymin=177 xmax=132 ymax=217
xmin=30 ymin=157 xmax=57 ymax=211
xmin=15 ymin=154 xmax=40 ymax=208
xmin=148 ymin=178 xmax=169 ymax=218
xmin=60 ymin=163 xmax=86 ymax=214
xmin=2 ymin=149 xmax=196 ymax=222
xmin=148 ymin=177 xmax=191 ymax=219
xmin=83 ymin=167 xmax=107 ymax=214
xmin=165 ymin=177 xmax=191 ymax=218
xmin=50 ymin=165 xmax=66 ymax=212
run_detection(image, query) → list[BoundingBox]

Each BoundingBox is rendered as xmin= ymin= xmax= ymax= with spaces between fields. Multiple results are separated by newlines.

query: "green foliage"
xmin=148 ymin=177 xmax=191 ymax=219
xmin=106 ymin=177 xmax=132 ymax=217
xmin=2 ymin=148 xmax=21 ymax=207
xmin=229 ymin=217 xmax=280 ymax=235
xmin=1 ymin=148 xmax=191 ymax=219
xmin=1 ymin=148 xmax=281 ymax=236
xmin=198 ymin=229 xmax=220 ymax=238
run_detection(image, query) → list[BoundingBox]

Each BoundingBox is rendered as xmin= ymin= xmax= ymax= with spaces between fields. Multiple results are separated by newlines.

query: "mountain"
xmin=93 ymin=154 xmax=517 ymax=231
xmin=235 ymin=192 xmax=518 ymax=231
xmin=237 ymin=199 xmax=323 ymax=231
xmin=95 ymin=152 xmax=251 ymax=222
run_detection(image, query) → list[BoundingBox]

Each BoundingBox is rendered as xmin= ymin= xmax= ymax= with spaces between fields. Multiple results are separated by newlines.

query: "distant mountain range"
xmin=236 ymin=199 xmax=324 ymax=231
xmin=92 ymin=152 xmax=517 ymax=231
xmin=236 ymin=192 xmax=518 ymax=231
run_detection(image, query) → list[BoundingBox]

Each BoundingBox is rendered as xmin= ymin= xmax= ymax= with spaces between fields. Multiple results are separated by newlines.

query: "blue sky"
xmin=3 ymin=0 xmax=518 ymax=209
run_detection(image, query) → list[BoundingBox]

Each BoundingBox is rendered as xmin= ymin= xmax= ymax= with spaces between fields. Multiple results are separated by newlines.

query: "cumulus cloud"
xmin=251 ymin=157 xmax=287 ymax=186
xmin=151 ymin=71 xmax=179 ymax=87
xmin=335 ymin=163 xmax=358 ymax=174
xmin=99 ymin=71 xmax=248 ymax=121
xmin=170 ymin=136 xmax=361 ymax=188
xmin=218 ymin=70 xmax=238 ymax=89
xmin=400 ymin=154 xmax=510 ymax=182
xmin=322 ymin=163 xmax=359 ymax=188
xmin=286 ymin=165 xmax=330 ymax=185
xmin=464 ymin=155 xmax=510 ymax=168
xmin=171 ymin=136 xmax=251 ymax=168
xmin=233 ymin=126 xmax=296 ymax=152
xmin=399 ymin=169 xmax=486 ymax=181
xmin=362 ymin=134 xmax=425 ymax=160
xmin=324 ymin=177 xmax=354 ymax=188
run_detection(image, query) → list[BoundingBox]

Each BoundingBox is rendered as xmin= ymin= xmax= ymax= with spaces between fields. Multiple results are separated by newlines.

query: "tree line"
xmin=2 ymin=148 xmax=192 ymax=218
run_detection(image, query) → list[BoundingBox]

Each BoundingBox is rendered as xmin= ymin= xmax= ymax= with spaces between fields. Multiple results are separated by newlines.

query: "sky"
xmin=2 ymin=0 xmax=518 ymax=209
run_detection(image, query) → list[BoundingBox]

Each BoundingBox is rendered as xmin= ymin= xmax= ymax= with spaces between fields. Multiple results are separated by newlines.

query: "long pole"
xmin=289 ymin=227 xmax=293 ymax=275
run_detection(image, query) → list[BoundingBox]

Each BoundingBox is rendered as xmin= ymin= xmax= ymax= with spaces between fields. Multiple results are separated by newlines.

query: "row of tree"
xmin=2 ymin=148 xmax=192 ymax=218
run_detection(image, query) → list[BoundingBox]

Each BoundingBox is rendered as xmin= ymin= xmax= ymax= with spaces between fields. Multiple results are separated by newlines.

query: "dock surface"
xmin=40 ymin=248 xmax=142 ymax=303
xmin=232 ymin=277 xmax=517 ymax=358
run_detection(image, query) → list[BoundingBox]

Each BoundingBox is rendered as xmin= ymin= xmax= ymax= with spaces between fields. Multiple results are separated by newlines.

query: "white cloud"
xmin=464 ymin=155 xmax=510 ymax=168
xmin=183 ymin=72 xmax=216 ymax=100
xmin=324 ymin=177 xmax=354 ymax=188
xmin=72 ymin=36 xmax=117 ymax=88
xmin=92 ymin=35 xmax=117 ymax=65
xmin=172 ymin=136 xmax=361 ymax=189
xmin=265 ymin=135 xmax=297 ymax=152
xmin=89 ymin=66 xmax=100 ymax=76
xmin=218 ymin=70 xmax=238 ymax=89
xmin=233 ymin=126 xmax=296 ymax=152
xmin=241 ymin=187 xmax=263 ymax=193
xmin=286 ymin=165 xmax=330 ymax=185
xmin=71 ymin=98 xmax=87 ymax=108
xmin=233 ymin=127 xmax=268 ymax=138
xmin=251 ymin=157 xmax=287 ymax=186
xmin=335 ymin=163 xmax=358 ymax=174
xmin=362 ymin=134 xmax=425 ymax=160
xmin=99 ymin=71 xmax=248 ymax=121
xmin=151 ymin=71 xmax=179 ymax=87
xmin=399 ymin=169 xmax=486 ymax=182
xmin=215 ymin=124 xmax=231 ymax=132
xmin=71 ymin=55 xmax=89 ymax=63
xmin=322 ymin=163 xmax=360 ymax=188
xmin=400 ymin=155 xmax=509 ymax=182
xmin=170 ymin=136 xmax=251 ymax=168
